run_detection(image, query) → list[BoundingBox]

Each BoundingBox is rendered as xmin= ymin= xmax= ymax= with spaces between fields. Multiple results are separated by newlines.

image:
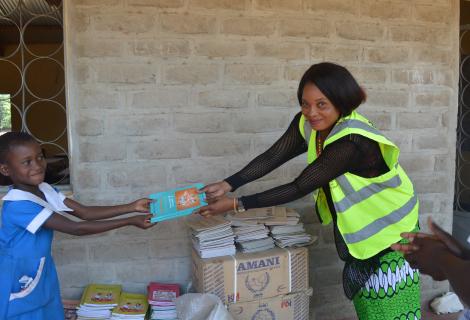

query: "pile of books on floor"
xmin=110 ymin=292 xmax=147 ymax=320
xmin=76 ymin=284 xmax=149 ymax=320
xmin=186 ymin=215 xmax=236 ymax=258
xmin=147 ymin=282 xmax=180 ymax=320
xmin=63 ymin=299 xmax=79 ymax=320
xmin=76 ymin=283 xmax=121 ymax=320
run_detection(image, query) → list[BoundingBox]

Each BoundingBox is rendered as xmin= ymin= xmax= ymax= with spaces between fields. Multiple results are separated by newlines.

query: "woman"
xmin=196 ymin=62 xmax=421 ymax=319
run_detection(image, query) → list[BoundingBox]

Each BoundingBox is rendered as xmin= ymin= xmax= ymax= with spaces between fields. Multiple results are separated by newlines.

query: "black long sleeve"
xmin=240 ymin=136 xmax=360 ymax=209
xmin=226 ymin=112 xmax=389 ymax=210
xmin=225 ymin=112 xmax=307 ymax=190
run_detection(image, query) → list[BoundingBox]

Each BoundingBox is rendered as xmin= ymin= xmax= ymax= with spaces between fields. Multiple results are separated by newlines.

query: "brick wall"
xmin=59 ymin=0 xmax=459 ymax=318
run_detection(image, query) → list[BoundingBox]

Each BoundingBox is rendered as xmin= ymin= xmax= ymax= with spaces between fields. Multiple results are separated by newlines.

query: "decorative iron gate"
xmin=455 ymin=26 xmax=470 ymax=212
xmin=0 ymin=0 xmax=68 ymax=185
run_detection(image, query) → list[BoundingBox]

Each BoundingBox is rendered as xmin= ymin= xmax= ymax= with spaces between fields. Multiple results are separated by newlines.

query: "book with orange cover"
xmin=149 ymin=183 xmax=207 ymax=223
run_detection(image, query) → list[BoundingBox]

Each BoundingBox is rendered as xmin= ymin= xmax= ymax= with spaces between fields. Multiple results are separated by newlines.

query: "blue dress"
xmin=0 ymin=183 xmax=71 ymax=319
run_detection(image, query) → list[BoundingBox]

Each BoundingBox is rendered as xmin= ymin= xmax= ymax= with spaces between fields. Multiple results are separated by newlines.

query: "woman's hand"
xmin=200 ymin=181 xmax=232 ymax=200
xmin=194 ymin=196 xmax=234 ymax=217
xmin=130 ymin=214 xmax=156 ymax=229
xmin=131 ymin=198 xmax=153 ymax=213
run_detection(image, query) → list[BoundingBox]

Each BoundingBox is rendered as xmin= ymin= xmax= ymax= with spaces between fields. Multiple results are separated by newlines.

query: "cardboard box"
xmin=228 ymin=288 xmax=312 ymax=320
xmin=192 ymin=247 xmax=309 ymax=304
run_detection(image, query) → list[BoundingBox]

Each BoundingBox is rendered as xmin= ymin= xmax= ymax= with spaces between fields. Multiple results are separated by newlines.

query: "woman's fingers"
xmin=193 ymin=205 xmax=212 ymax=217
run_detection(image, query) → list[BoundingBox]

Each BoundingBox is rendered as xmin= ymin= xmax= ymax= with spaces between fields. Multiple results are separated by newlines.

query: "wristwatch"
xmin=236 ymin=198 xmax=246 ymax=213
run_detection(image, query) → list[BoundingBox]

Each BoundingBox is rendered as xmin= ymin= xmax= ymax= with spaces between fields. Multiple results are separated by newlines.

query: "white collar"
xmin=2 ymin=182 xmax=72 ymax=214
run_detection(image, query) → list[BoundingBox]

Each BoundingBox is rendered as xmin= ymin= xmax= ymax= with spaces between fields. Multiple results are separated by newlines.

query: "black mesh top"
xmin=225 ymin=112 xmax=391 ymax=299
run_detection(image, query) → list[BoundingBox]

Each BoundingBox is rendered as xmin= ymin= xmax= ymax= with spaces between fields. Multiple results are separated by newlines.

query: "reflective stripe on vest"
xmin=328 ymin=119 xmax=382 ymax=140
xmin=342 ymin=194 xmax=418 ymax=244
xmin=334 ymin=174 xmax=402 ymax=214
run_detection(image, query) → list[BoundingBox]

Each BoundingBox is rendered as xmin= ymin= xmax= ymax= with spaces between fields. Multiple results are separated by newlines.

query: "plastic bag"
xmin=176 ymin=293 xmax=234 ymax=320
xmin=430 ymin=292 xmax=464 ymax=314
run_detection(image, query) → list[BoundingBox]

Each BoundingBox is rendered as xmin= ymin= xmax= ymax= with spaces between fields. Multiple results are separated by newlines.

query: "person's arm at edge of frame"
xmin=63 ymin=197 xmax=152 ymax=221
xmin=43 ymin=212 xmax=155 ymax=236
xmin=392 ymin=218 xmax=470 ymax=306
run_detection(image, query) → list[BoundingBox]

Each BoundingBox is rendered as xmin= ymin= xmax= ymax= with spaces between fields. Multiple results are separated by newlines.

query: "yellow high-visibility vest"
xmin=299 ymin=111 xmax=419 ymax=259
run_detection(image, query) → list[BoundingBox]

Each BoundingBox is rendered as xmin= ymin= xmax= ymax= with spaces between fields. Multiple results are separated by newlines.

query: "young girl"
xmin=0 ymin=132 xmax=156 ymax=319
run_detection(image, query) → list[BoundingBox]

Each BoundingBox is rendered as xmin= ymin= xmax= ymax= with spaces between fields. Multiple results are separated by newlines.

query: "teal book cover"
xmin=149 ymin=183 xmax=207 ymax=223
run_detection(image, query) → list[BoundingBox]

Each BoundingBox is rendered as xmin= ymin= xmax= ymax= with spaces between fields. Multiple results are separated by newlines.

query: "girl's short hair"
xmin=0 ymin=131 xmax=36 ymax=163
xmin=297 ymin=62 xmax=366 ymax=116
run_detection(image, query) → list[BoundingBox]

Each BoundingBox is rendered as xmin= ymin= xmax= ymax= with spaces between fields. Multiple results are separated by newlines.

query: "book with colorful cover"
xmin=149 ymin=183 xmax=207 ymax=223
xmin=147 ymin=282 xmax=180 ymax=305
xmin=62 ymin=299 xmax=79 ymax=320
xmin=80 ymin=283 xmax=122 ymax=307
xmin=112 ymin=292 xmax=148 ymax=316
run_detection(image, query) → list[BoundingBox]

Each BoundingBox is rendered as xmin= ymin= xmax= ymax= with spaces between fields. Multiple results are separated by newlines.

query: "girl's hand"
xmin=200 ymin=181 xmax=232 ymax=200
xmin=130 ymin=214 xmax=156 ymax=229
xmin=131 ymin=198 xmax=152 ymax=213
xmin=194 ymin=196 xmax=234 ymax=217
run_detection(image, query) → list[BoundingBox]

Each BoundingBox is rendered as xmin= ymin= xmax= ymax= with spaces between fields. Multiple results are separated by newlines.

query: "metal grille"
xmin=455 ymin=26 xmax=470 ymax=212
xmin=0 ymin=0 xmax=68 ymax=185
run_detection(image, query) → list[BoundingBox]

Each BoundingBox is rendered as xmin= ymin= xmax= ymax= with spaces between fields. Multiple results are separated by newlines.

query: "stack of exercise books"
xmin=76 ymin=284 xmax=121 ymax=320
xmin=232 ymin=223 xmax=275 ymax=253
xmin=269 ymin=223 xmax=314 ymax=248
xmin=147 ymin=282 xmax=180 ymax=320
xmin=186 ymin=215 xmax=236 ymax=258
xmin=63 ymin=299 xmax=79 ymax=320
xmin=228 ymin=207 xmax=314 ymax=249
xmin=110 ymin=292 xmax=148 ymax=320
xmin=227 ymin=206 xmax=300 ymax=226
xmin=264 ymin=207 xmax=301 ymax=226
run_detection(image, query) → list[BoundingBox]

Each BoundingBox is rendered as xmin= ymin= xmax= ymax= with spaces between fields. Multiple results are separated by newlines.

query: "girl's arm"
xmin=43 ymin=212 xmax=155 ymax=236
xmin=63 ymin=198 xmax=152 ymax=221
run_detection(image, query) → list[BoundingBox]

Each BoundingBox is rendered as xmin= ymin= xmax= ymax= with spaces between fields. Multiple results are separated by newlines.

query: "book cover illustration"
xmin=80 ymin=283 xmax=122 ymax=307
xmin=147 ymin=282 xmax=180 ymax=304
xmin=62 ymin=299 xmax=79 ymax=320
xmin=149 ymin=183 xmax=207 ymax=223
xmin=147 ymin=283 xmax=179 ymax=320
xmin=112 ymin=292 xmax=148 ymax=316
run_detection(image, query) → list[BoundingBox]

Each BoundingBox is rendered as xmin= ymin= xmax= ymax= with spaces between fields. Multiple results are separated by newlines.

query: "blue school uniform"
xmin=0 ymin=183 xmax=72 ymax=319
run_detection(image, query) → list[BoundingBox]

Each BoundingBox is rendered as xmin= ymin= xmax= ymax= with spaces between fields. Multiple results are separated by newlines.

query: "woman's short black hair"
xmin=297 ymin=62 xmax=366 ymax=116
xmin=0 ymin=131 xmax=36 ymax=164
